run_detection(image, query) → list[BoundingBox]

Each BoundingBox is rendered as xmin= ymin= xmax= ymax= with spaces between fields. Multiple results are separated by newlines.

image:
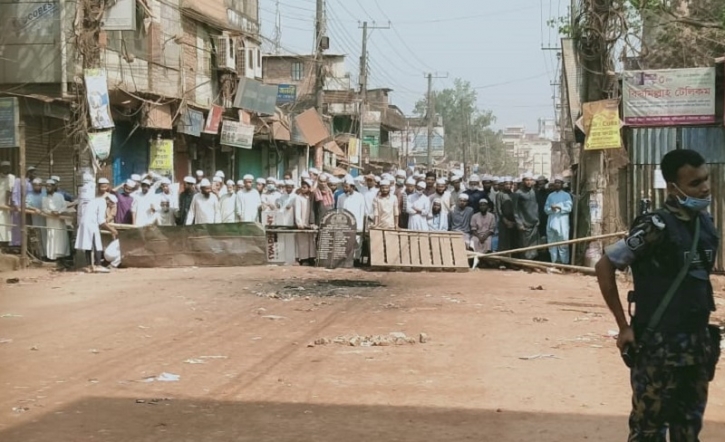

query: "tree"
xmin=413 ymin=79 xmax=516 ymax=175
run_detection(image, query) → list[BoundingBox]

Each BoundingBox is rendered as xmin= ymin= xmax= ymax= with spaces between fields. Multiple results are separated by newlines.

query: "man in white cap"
xmin=255 ymin=177 xmax=266 ymax=194
xmin=330 ymin=176 xmax=344 ymax=207
xmin=178 ymin=176 xmax=197 ymax=226
xmin=132 ymin=179 xmax=158 ymax=227
xmin=406 ymin=181 xmax=430 ymax=231
xmin=362 ymin=174 xmax=379 ymax=222
xmin=42 ymin=179 xmax=70 ymax=260
xmin=277 ymin=179 xmax=298 ymax=227
xmin=109 ymin=179 xmax=135 ymax=225
xmin=219 ymin=180 xmax=238 ymax=223
xmin=261 ymin=177 xmax=282 ymax=212
xmin=471 ymin=198 xmax=496 ymax=254
xmin=157 ymin=177 xmax=177 ymax=213
xmin=372 ymin=179 xmax=399 ymax=229
xmin=26 ymin=177 xmax=47 ymax=256
xmin=514 ymin=172 xmax=540 ymax=259
xmin=75 ymin=178 xmax=116 ymax=273
xmin=195 ymin=170 xmax=205 ymax=185
xmin=0 ymin=161 xmax=15 ymax=244
xmin=496 ymin=176 xmax=518 ymax=252
xmin=337 ymin=176 xmax=366 ymax=261
xmin=449 ymin=173 xmax=464 ymax=207
xmin=211 ymin=175 xmax=224 ymax=197
xmin=464 ymin=174 xmax=486 ymax=214
xmin=544 ymin=176 xmax=573 ymax=264
xmin=156 ymin=194 xmax=176 ymax=226
xmin=394 ymin=171 xmax=408 ymax=229
xmin=129 ymin=174 xmax=143 ymax=197
xmin=237 ymin=174 xmax=262 ymax=222
xmin=186 ymin=178 xmax=220 ymax=225
xmin=308 ymin=168 xmax=320 ymax=189
xmin=430 ymin=177 xmax=452 ymax=217
xmin=50 ymin=175 xmax=73 ymax=203
xmin=450 ymin=193 xmax=475 ymax=247
xmin=536 ymin=175 xmax=550 ymax=242
xmin=105 ymin=193 xmax=118 ymax=224
xmin=428 ymin=199 xmax=448 ymax=231
xmin=312 ymin=173 xmax=335 ymax=223
xmin=293 ymin=179 xmax=316 ymax=265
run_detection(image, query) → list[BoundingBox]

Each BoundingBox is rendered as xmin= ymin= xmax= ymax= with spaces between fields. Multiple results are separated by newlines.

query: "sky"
xmin=258 ymin=0 xmax=568 ymax=133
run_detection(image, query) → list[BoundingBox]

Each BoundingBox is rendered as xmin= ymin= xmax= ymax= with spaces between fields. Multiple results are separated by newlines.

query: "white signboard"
xmin=220 ymin=121 xmax=254 ymax=149
xmin=102 ymin=0 xmax=137 ymax=31
xmin=623 ymin=67 xmax=716 ymax=126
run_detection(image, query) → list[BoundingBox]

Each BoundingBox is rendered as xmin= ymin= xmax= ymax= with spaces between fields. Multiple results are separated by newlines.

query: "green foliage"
xmin=413 ymin=79 xmax=516 ymax=175
xmin=547 ymin=15 xmax=573 ymax=38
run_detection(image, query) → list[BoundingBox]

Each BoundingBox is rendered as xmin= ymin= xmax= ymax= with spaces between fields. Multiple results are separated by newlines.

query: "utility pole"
xmin=273 ymin=0 xmax=282 ymax=55
xmin=424 ymin=72 xmax=447 ymax=169
xmin=314 ymin=0 xmax=326 ymax=111
xmin=357 ymin=21 xmax=390 ymax=172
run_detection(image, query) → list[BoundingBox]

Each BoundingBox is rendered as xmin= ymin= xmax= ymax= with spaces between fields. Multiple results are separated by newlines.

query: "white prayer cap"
xmin=318 ymin=173 xmax=329 ymax=182
xmin=284 ymin=179 xmax=295 ymax=186
xmin=329 ymin=176 xmax=340 ymax=185
xmin=226 ymin=179 xmax=235 ymax=186
xmin=195 ymin=170 xmax=204 ymax=176
xmin=31 ymin=177 xmax=43 ymax=184
xmin=503 ymin=176 xmax=513 ymax=183
xmin=183 ymin=176 xmax=196 ymax=184
xmin=459 ymin=193 xmax=470 ymax=201
xmin=255 ymin=177 xmax=266 ymax=184
xmin=51 ymin=175 xmax=60 ymax=182
xmin=468 ymin=174 xmax=480 ymax=182
xmin=405 ymin=177 xmax=416 ymax=185
xmin=344 ymin=176 xmax=355 ymax=185
xmin=553 ymin=175 xmax=564 ymax=182
xmin=415 ymin=181 xmax=426 ymax=189
xmin=494 ymin=176 xmax=502 ymax=184
xmin=303 ymin=178 xmax=313 ymax=187
xmin=450 ymin=175 xmax=462 ymax=183
xmin=381 ymin=173 xmax=393 ymax=181
xmin=355 ymin=175 xmax=365 ymax=183
xmin=45 ymin=179 xmax=56 ymax=185
xmin=301 ymin=171 xmax=310 ymax=179
xmin=215 ymin=170 xmax=225 ymax=178
xmin=436 ymin=178 xmax=447 ymax=185
xmin=159 ymin=194 xmax=170 ymax=203
xmin=236 ymin=179 xmax=245 ymax=186
xmin=482 ymin=174 xmax=493 ymax=181
xmin=309 ymin=167 xmax=320 ymax=175
xmin=106 ymin=194 xmax=118 ymax=204
xmin=380 ymin=179 xmax=391 ymax=186
xmin=243 ymin=174 xmax=254 ymax=181
xmin=266 ymin=176 xmax=276 ymax=183
xmin=199 ymin=178 xmax=211 ymax=188
xmin=522 ymin=172 xmax=534 ymax=179
xmin=0 ymin=161 xmax=10 ymax=166
xmin=160 ymin=177 xmax=171 ymax=185
xmin=125 ymin=179 xmax=137 ymax=187
xmin=374 ymin=176 xmax=381 ymax=183
xmin=276 ymin=179 xmax=285 ymax=186
xmin=141 ymin=179 xmax=152 ymax=186
xmin=98 ymin=178 xmax=110 ymax=185
xmin=212 ymin=176 xmax=223 ymax=183
xmin=432 ymin=198 xmax=442 ymax=205
xmin=27 ymin=166 xmax=36 ymax=172
xmin=537 ymin=175 xmax=548 ymax=181
xmin=395 ymin=170 xmax=406 ymax=178
xmin=131 ymin=174 xmax=141 ymax=181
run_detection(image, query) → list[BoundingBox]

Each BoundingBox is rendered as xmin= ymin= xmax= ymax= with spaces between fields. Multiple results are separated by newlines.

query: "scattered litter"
xmin=0 ymin=338 xmax=12 ymax=344
xmin=309 ymin=333 xmax=418 ymax=348
xmin=529 ymin=285 xmax=544 ymax=291
xmin=143 ymin=372 xmax=180 ymax=383
xmin=138 ymin=325 xmax=150 ymax=329
xmin=1 ymin=314 xmax=22 ymax=318
xmin=183 ymin=358 xmax=205 ymax=364
xmin=89 ymin=349 xmax=99 ymax=354
xmin=519 ymin=354 xmax=559 ymax=360
xmin=88 ymin=379 xmax=99 ymax=384
xmin=30 ymin=345 xmax=39 ymax=351
xmin=419 ymin=333 xmax=429 ymax=344
xmin=6 ymin=278 xmax=20 ymax=284
xmin=136 ymin=398 xmax=171 ymax=405
xmin=546 ymin=268 xmax=562 ymax=274
xmin=607 ymin=330 xmax=619 ymax=338
xmin=261 ymin=315 xmax=287 ymax=320
xmin=12 ymin=406 xmax=29 ymax=413
xmin=533 ymin=317 xmax=548 ymax=323
xmin=199 ymin=355 xmax=228 ymax=360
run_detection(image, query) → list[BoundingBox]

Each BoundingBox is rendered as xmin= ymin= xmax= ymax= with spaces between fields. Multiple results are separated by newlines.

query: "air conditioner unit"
xmin=216 ymin=35 xmax=236 ymax=72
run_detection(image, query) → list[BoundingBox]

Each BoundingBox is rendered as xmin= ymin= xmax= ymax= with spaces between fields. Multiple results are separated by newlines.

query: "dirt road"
xmin=1 ymin=266 xmax=723 ymax=441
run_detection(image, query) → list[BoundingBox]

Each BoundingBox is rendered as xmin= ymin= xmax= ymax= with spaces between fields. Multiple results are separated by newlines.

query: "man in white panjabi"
xmin=293 ymin=179 xmax=316 ymax=265
xmin=261 ymin=177 xmax=282 ymax=211
xmin=214 ymin=171 xmax=229 ymax=196
xmin=219 ymin=180 xmax=238 ymax=223
xmin=156 ymin=195 xmax=177 ymax=226
xmin=75 ymin=178 xmax=117 ymax=273
xmin=337 ymin=176 xmax=366 ymax=260
xmin=42 ymin=179 xmax=70 ymax=260
xmin=186 ymin=179 xmax=220 ymax=225
xmin=131 ymin=179 xmax=159 ymax=227
xmin=0 ymin=161 xmax=14 ymax=244
xmin=277 ymin=180 xmax=297 ymax=227
xmin=406 ymin=181 xmax=431 ymax=231
xmin=236 ymin=174 xmax=262 ymax=222
xmin=158 ymin=177 xmax=178 ymax=217
xmin=26 ymin=177 xmax=47 ymax=256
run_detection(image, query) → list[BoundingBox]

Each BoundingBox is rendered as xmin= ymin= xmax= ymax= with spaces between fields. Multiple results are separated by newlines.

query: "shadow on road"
xmin=2 ymin=397 xmax=724 ymax=441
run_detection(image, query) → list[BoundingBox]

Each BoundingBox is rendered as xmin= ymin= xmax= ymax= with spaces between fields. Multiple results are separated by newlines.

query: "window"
xmin=291 ymin=62 xmax=304 ymax=81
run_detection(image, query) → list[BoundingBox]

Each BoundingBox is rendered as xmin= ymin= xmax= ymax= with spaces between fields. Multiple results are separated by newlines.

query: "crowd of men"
xmin=1 ymin=159 xmax=575 ymax=271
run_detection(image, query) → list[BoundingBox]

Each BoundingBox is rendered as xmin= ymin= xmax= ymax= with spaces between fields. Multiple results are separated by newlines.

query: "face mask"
xmin=396 ymin=179 xmax=404 ymax=186
xmin=674 ymin=184 xmax=711 ymax=212
xmin=266 ymin=185 xmax=276 ymax=192
xmin=416 ymin=190 xmax=423 ymax=195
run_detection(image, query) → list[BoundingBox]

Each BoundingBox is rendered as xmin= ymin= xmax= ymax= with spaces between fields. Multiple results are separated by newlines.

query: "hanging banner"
xmin=84 ymin=68 xmax=115 ymax=129
xmin=348 ymin=137 xmax=359 ymax=164
xmin=276 ymin=84 xmax=297 ymax=105
xmin=88 ymin=130 xmax=113 ymax=160
xmin=149 ymin=139 xmax=174 ymax=177
xmin=583 ymin=99 xmax=622 ymax=151
xmin=202 ymin=104 xmax=223 ymax=134
xmin=233 ymin=77 xmax=277 ymax=115
xmin=220 ymin=120 xmax=254 ymax=149
xmin=623 ymin=67 xmax=716 ymax=126
xmin=178 ymin=108 xmax=204 ymax=137
xmin=0 ymin=97 xmax=19 ymax=148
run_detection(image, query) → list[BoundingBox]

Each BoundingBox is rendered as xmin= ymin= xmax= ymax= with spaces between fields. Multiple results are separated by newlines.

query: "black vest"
xmin=630 ymin=209 xmax=719 ymax=333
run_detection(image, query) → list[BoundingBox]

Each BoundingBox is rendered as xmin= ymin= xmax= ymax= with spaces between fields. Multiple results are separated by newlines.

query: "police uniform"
xmin=605 ymin=196 xmax=719 ymax=442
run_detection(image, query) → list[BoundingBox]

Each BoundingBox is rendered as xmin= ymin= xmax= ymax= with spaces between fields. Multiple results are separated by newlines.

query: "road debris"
xmin=529 ymin=285 xmax=544 ymax=291
xmin=518 ymin=354 xmax=559 ymax=360
xmin=30 ymin=345 xmax=39 ymax=351
xmin=1 ymin=313 xmax=23 ymax=318
xmin=261 ymin=315 xmax=287 ymax=320
xmin=0 ymin=338 xmax=12 ymax=344
xmin=419 ymin=333 xmax=429 ymax=343
xmin=183 ymin=358 xmax=205 ymax=364
xmin=12 ymin=406 xmax=29 ymax=413
xmin=143 ymin=372 xmax=180 ymax=383
xmin=6 ymin=278 xmax=20 ymax=284
xmin=309 ymin=333 xmax=418 ymax=348
xmin=533 ymin=317 xmax=548 ymax=323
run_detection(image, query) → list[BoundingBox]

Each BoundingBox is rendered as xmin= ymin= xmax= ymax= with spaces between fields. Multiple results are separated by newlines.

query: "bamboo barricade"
xmin=483 ymin=256 xmax=597 ymax=275
xmin=466 ymin=231 xmax=627 ymax=259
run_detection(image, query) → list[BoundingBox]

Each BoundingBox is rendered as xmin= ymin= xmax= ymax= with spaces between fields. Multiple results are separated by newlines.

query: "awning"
xmin=324 ymin=140 xmax=345 ymax=157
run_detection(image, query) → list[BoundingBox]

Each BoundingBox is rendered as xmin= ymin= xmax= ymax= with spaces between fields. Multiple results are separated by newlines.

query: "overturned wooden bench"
xmin=369 ymin=229 xmax=469 ymax=272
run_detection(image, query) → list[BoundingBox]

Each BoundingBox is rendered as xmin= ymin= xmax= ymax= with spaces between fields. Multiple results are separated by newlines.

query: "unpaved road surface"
xmin=1 ymin=266 xmax=724 ymax=441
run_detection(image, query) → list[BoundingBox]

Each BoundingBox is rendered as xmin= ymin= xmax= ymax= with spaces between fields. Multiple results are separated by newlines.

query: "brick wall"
xmin=181 ymin=17 xmax=198 ymax=102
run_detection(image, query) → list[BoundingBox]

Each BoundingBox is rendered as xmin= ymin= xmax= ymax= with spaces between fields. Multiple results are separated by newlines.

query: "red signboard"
xmin=202 ymin=105 xmax=223 ymax=134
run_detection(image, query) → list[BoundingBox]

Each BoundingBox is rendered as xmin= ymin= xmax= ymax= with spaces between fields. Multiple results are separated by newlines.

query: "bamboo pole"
xmin=474 ymin=231 xmax=626 ymax=259
xmin=483 ymin=255 xmax=597 ymax=275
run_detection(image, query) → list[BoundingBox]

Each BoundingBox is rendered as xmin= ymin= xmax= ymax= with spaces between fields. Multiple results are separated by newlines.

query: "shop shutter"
xmin=47 ymin=119 xmax=77 ymax=191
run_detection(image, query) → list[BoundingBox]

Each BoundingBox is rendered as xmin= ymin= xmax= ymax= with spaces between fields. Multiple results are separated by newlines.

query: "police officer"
xmin=595 ymin=149 xmax=720 ymax=442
